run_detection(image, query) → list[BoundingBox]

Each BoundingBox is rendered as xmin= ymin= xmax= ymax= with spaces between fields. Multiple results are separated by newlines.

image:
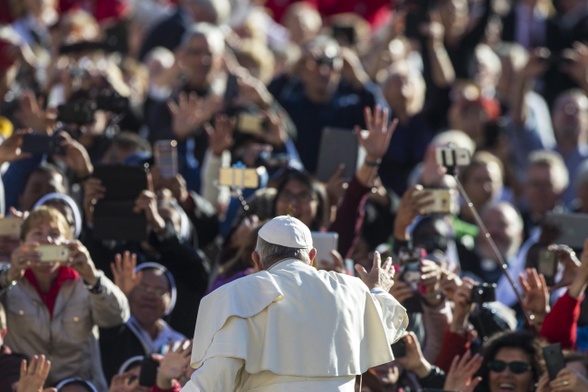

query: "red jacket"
xmin=541 ymin=291 xmax=582 ymax=350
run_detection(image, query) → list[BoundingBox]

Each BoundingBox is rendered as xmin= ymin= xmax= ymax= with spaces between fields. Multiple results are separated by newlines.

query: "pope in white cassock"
xmin=181 ymin=215 xmax=408 ymax=392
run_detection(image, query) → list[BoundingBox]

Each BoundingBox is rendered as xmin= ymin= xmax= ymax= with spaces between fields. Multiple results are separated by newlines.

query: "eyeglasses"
xmin=135 ymin=284 xmax=169 ymax=298
xmin=278 ymin=191 xmax=316 ymax=203
xmin=488 ymin=360 xmax=531 ymax=374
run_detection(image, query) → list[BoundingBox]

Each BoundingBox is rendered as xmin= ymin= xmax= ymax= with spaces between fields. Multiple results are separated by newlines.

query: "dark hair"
xmin=112 ymin=131 xmax=152 ymax=153
xmin=25 ymin=162 xmax=69 ymax=192
xmin=475 ymin=330 xmax=544 ymax=392
xmin=271 ymin=169 xmax=327 ymax=231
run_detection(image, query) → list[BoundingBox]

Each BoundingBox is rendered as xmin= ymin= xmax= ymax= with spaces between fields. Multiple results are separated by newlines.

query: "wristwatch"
xmin=86 ymin=275 xmax=103 ymax=294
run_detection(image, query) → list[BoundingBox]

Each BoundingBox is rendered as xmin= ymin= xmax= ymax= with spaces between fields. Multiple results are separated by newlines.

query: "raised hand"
xmin=110 ymin=251 xmax=141 ymax=296
xmin=82 ymin=177 xmax=105 ymax=225
xmin=355 ymin=251 xmax=394 ymax=292
xmin=17 ymin=355 xmax=52 ymax=392
xmin=109 ymin=371 xmax=140 ymax=392
xmin=443 ymin=351 xmax=483 ymax=392
xmin=316 ymin=249 xmax=346 ymax=274
xmin=0 ymin=129 xmax=32 ymax=164
xmin=519 ymin=268 xmax=549 ymax=329
xmin=395 ymin=332 xmax=431 ymax=378
xmin=357 ymin=105 xmax=397 ymax=162
xmin=168 ymin=92 xmax=219 ymax=140
xmin=54 ymin=131 xmax=93 ymax=178
xmin=550 ymin=244 xmax=581 ymax=291
xmin=393 ymin=184 xmax=435 ymax=240
xmin=324 ymin=164 xmax=347 ymax=207
xmin=67 ymin=240 xmax=99 ymax=285
xmin=134 ymin=190 xmax=165 ymax=232
xmin=550 ymin=367 xmax=588 ymax=392
xmin=204 ymin=114 xmax=235 ymax=156
xmin=156 ymin=339 xmax=193 ymax=389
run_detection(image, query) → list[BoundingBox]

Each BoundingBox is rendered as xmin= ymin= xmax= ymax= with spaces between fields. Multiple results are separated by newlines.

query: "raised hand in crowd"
xmin=134 ymin=190 xmax=166 ymax=233
xmin=67 ymin=240 xmax=100 ymax=285
xmin=340 ymin=46 xmax=370 ymax=90
xmin=261 ymin=110 xmax=288 ymax=148
xmin=156 ymin=339 xmax=193 ymax=389
xmin=519 ymin=267 xmax=550 ymax=331
xmin=450 ymin=278 xmax=476 ymax=335
xmin=355 ymin=105 xmax=398 ymax=186
xmin=390 ymin=279 xmax=418 ymax=304
xmin=324 ymin=163 xmax=347 ymax=208
xmin=419 ymin=258 xmax=443 ymax=306
xmin=443 ymin=351 xmax=483 ymax=392
xmin=393 ymin=185 xmax=435 ymax=241
xmin=567 ymin=239 xmax=588 ymax=299
xmin=204 ymin=114 xmax=235 ymax=157
xmin=232 ymin=68 xmax=274 ymax=109
xmin=537 ymin=367 xmax=588 ymax=392
xmin=110 ymin=251 xmax=141 ymax=297
xmin=17 ymin=355 xmax=55 ymax=392
xmin=355 ymin=251 xmax=394 ymax=292
xmin=0 ymin=129 xmax=32 ymax=165
xmin=395 ymin=332 xmax=432 ymax=378
xmin=8 ymin=242 xmax=40 ymax=282
xmin=560 ymin=42 xmax=588 ymax=93
xmin=82 ymin=177 xmax=105 ymax=225
xmin=54 ymin=131 xmax=93 ymax=178
xmin=439 ymin=267 xmax=462 ymax=301
xmin=168 ymin=92 xmax=222 ymax=140
xmin=549 ymin=244 xmax=582 ymax=291
xmin=15 ymin=90 xmax=52 ymax=133
xmin=315 ymin=249 xmax=346 ymax=274
xmin=108 ymin=371 xmax=140 ymax=392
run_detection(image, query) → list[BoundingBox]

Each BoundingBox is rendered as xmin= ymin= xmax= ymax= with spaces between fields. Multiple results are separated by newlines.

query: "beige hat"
xmin=258 ymin=215 xmax=313 ymax=248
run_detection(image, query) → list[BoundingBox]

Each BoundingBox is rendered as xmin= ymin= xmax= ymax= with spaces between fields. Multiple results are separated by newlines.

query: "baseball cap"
xmin=258 ymin=215 xmax=313 ymax=248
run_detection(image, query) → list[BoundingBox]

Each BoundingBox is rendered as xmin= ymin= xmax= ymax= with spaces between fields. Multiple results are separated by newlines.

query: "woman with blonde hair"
xmin=0 ymin=206 xmax=129 ymax=390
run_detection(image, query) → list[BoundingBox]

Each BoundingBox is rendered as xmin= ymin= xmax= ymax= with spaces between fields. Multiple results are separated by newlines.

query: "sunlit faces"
xmin=489 ymin=348 xmax=534 ymax=392
xmin=275 ymin=179 xmax=318 ymax=228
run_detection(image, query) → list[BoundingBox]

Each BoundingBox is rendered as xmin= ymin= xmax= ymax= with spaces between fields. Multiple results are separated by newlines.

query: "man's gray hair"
xmin=180 ymin=22 xmax=225 ymax=54
xmin=256 ymin=237 xmax=312 ymax=269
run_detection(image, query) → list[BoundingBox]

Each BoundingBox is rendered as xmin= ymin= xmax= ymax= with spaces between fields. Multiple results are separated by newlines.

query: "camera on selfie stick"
xmin=435 ymin=145 xmax=534 ymax=328
xmin=217 ymin=162 xmax=267 ymax=211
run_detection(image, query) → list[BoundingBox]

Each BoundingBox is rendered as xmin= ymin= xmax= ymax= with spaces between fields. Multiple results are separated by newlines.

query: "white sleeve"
xmin=369 ymin=288 xmax=409 ymax=344
xmin=181 ymin=357 xmax=245 ymax=392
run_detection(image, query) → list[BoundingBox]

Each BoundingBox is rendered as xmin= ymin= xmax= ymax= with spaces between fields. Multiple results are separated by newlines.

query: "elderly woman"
xmin=0 ymin=206 xmax=129 ymax=390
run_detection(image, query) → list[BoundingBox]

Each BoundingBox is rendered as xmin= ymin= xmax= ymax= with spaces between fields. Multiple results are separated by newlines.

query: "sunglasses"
xmin=488 ymin=360 xmax=531 ymax=374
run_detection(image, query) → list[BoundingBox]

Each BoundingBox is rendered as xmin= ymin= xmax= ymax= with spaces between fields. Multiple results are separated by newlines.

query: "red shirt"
xmin=24 ymin=266 xmax=79 ymax=317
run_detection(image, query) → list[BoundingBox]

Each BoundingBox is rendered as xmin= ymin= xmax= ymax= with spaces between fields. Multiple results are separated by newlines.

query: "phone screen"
xmin=155 ymin=140 xmax=178 ymax=179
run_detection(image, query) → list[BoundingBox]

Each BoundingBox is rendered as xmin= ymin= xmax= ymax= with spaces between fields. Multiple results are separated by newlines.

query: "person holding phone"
xmin=0 ymin=206 xmax=129 ymax=390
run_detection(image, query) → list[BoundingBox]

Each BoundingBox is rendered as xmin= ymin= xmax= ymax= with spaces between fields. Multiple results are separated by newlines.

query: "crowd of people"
xmin=0 ymin=0 xmax=587 ymax=390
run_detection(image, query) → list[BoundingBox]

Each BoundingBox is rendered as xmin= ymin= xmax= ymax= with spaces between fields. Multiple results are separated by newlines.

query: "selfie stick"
xmin=444 ymin=159 xmax=534 ymax=328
